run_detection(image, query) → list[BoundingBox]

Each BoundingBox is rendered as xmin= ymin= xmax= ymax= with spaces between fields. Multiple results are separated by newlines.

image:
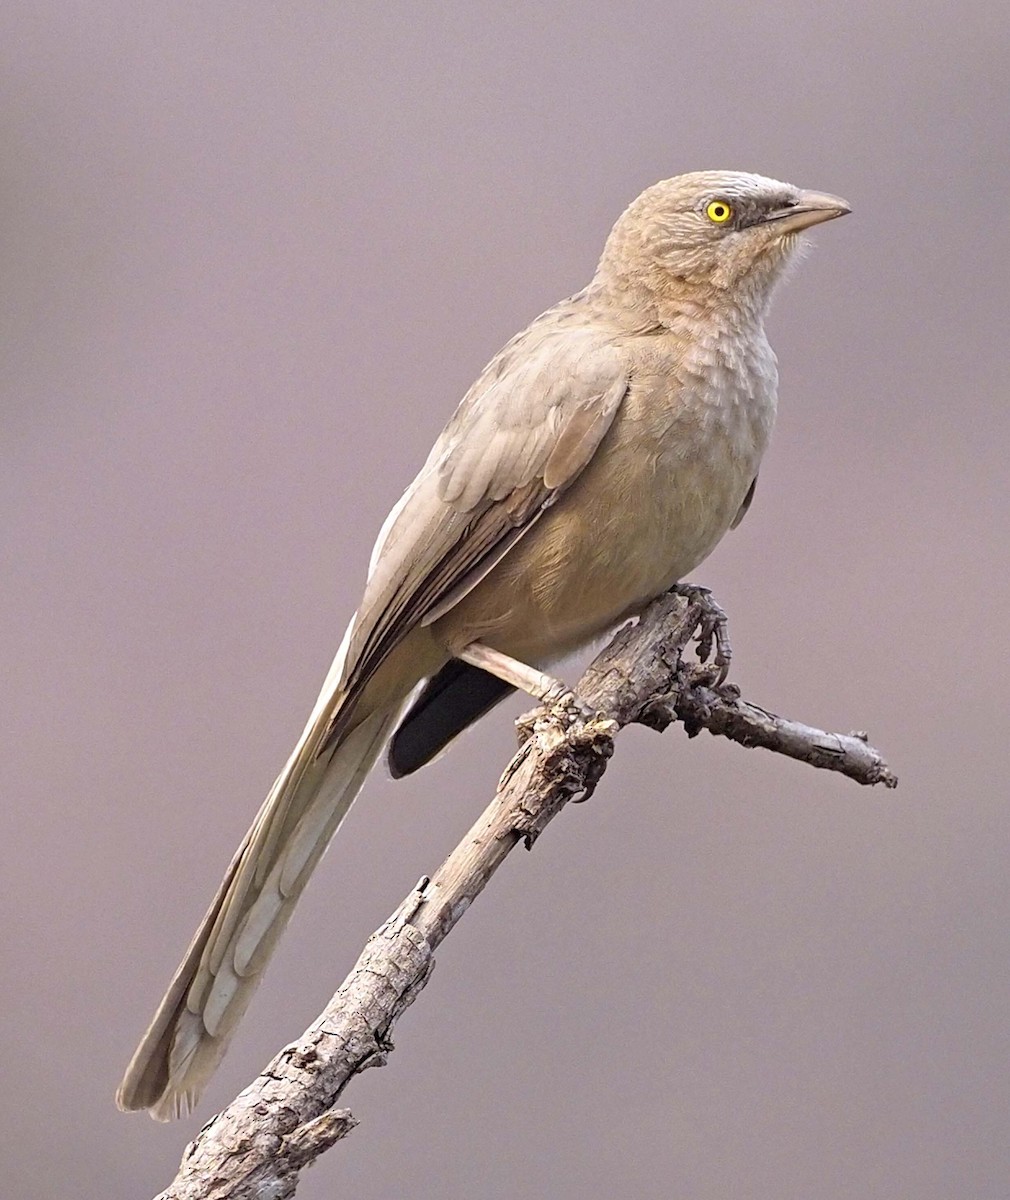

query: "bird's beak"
xmin=762 ymin=190 xmax=852 ymax=234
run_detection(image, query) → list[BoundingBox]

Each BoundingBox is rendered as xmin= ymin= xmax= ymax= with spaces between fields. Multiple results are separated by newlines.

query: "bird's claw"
xmin=515 ymin=687 xmax=595 ymax=748
xmin=539 ymin=677 xmax=594 ymax=722
xmin=672 ymin=583 xmax=733 ymax=685
xmin=556 ymin=690 xmax=597 ymax=724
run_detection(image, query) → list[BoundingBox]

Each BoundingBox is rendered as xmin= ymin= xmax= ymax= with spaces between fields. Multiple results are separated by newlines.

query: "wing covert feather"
xmin=342 ymin=303 xmax=629 ymax=699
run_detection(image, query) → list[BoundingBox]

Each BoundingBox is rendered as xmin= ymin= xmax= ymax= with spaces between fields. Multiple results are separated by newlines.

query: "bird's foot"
xmin=672 ymin=582 xmax=733 ymax=685
xmin=516 ymin=686 xmax=596 ymax=747
xmin=541 ymin=680 xmax=596 ymax=722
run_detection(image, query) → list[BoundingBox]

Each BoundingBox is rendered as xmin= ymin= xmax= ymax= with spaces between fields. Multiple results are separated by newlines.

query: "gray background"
xmin=2 ymin=3 xmax=1008 ymax=1197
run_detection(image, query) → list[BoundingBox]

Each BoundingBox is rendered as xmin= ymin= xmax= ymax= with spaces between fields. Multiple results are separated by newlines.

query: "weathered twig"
xmin=155 ymin=590 xmax=896 ymax=1199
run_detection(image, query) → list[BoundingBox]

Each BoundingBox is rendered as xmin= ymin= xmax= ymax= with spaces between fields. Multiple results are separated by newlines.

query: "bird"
xmin=117 ymin=170 xmax=850 ymax=1120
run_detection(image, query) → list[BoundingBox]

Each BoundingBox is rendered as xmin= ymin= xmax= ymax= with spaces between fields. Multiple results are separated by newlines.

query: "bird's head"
xmin=597 ymin=170 xmax=850 ymax=322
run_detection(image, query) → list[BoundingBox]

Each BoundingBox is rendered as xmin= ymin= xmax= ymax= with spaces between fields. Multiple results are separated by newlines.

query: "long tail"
xmin=116 ymin=634 xmax=408 ymax=1121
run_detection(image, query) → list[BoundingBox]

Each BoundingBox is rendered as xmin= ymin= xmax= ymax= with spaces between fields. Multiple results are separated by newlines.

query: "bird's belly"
xmin=439 ymin=389 xmax=768 ymax=664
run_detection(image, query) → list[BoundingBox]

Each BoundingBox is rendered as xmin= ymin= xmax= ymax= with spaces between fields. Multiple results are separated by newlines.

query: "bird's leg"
xmin=456 ymin=642 xmax=593 ymax=720
xmin=671 ymin=583 xmax=733 ymax=684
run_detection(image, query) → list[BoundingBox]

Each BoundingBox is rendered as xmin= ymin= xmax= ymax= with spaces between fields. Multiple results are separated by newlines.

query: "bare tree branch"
xmin=155 ymin=590 xmax=896 ymax=1200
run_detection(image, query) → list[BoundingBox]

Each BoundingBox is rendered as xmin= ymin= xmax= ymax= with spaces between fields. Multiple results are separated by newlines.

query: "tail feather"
xmin=388 ymin=659 xmax=514 ymax=777
xmin=116 ymin=678 xmax=403 ymax=1121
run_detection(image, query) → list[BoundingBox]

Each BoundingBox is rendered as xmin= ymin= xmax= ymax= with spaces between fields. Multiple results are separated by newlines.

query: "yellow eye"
xmin=705 ymin=199 xmax=733 ymax=224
